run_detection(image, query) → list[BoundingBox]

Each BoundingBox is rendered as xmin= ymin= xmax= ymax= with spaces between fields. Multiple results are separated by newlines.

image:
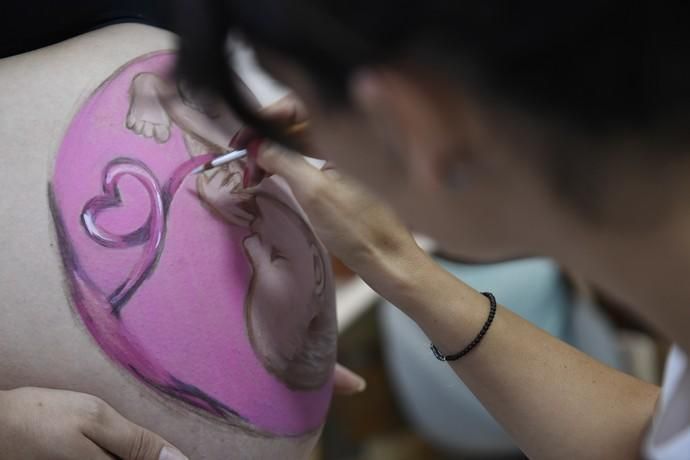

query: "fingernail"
xmin=341 ymin=366 xmax=367 ymax=394
xmin=159 ymin=446 xmax=188 ymax=460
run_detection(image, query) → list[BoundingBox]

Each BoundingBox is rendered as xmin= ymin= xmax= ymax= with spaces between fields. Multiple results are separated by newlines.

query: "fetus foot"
xmin=126 ymin=72 xmax=172 ymax=143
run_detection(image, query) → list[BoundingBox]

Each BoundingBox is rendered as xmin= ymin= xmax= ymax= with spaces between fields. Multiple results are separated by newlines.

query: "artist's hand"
xmin=0 ymin=387 xmax=187 ymax=460
xmin=254 ymin=97 xmax=428 ymax=301
xmin=333 ymin=364 xmax=367 ymax=395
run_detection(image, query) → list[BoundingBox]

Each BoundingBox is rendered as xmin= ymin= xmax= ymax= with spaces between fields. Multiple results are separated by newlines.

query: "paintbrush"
xmin=191 ymin=149 xmax=248 ymax=174
xmin=191 ymin=121 xmax=310 ymax=175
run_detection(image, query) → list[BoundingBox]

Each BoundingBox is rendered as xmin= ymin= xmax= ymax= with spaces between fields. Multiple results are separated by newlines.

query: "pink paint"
xmin=50 ymin=51 xmax=334 ymax=436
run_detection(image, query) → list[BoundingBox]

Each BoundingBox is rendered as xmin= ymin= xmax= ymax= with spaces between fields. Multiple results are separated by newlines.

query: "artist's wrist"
xmin=376 ymin=247 xmax=482 ymax=313
xmin=361 ymin=242 xmax=438 ymax=308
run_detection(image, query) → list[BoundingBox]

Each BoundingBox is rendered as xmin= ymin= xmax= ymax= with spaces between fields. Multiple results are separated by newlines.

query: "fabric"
xmin=644 ymin=346 xmax=690 ymax=459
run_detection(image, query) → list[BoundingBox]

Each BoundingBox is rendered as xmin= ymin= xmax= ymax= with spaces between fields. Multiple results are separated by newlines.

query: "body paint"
xmin=49 ymin=51 xmax=335 ymax=436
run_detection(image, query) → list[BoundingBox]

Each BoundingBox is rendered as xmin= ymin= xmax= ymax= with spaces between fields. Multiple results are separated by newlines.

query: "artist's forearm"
xmin=371 ymin=250 xmax=659 ymax=459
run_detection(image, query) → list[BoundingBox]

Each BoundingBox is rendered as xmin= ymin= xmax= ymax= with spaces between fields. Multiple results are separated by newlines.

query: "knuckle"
xmin=128 ymin=428 xmax=158 ymax=460
xmin=129 ymin=428 xmax=147 ymax=460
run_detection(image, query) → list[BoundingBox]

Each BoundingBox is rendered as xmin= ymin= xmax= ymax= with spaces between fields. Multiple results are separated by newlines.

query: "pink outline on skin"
xmin=49 ymin=51 xmax=334 ymax=436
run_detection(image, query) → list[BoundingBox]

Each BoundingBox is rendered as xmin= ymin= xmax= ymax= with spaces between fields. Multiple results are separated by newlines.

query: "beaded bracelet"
xmin=430 ymin=291 xmax=497 ymax=362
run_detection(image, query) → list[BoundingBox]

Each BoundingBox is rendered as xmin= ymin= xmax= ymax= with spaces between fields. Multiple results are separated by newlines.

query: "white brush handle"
xmin=192 ymin=149 xmax=248 ymax=174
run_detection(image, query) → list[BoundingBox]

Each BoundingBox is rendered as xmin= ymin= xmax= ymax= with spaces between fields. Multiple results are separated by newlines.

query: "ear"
xmin=310 ymin=243 xmax=326 ymax=296
xmin=349 ymin=67 xmax=464 ymax=192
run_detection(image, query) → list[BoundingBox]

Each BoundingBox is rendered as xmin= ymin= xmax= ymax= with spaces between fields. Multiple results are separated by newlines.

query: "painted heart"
xmin=81 ymin=157 xmax=166 ymax=311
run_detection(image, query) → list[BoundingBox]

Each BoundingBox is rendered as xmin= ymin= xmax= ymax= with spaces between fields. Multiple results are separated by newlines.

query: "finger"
xmin=143 ymin=122 xmax=154 ymax=138
xmin=333 ymin=363 xmax=367 ymax=395
xmin=220 ymin=171 xmax=240 ymax=188
xmin=81 ymin=401 xmax=187 ymax=460
xmin=256 ymin=144 xmax=326 ymax=201
xmin=154 ymin=124 xmax=170 ymax=143
xmin=126 ymin=111 xmax=136 ymax=129
xmin=73 ymin=439 xmax=118 ymax=460
xmin=134 ymin=120 xmax=145 ymax=135
xmin=225 ymin=170 xmax=244 ymax=191
xmin=223 ymin=209 xmax=253 ymax=227
xmin=256 ymin=143 xmax=319 ymax=182
xmin=260 ymin=95 xmax=309 ymax=124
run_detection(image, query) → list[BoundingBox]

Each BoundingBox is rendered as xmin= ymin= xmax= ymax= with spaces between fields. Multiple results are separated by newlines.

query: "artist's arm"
xmin=252 ymin=101 xmax=660 ymax=460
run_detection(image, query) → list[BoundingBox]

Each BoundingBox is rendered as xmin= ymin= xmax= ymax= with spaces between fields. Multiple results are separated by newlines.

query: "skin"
xmin=0 ymin=24 xmax=362 ymax=460
xmin=0 ymin=387 xmax=184 ymax=460
xmin=238 ymin=47 xmax=686 ymax=459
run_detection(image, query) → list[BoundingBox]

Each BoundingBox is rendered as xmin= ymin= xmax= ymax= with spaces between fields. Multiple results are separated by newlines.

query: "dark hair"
xmin=174 ymin=1 xmax=690 ymax=214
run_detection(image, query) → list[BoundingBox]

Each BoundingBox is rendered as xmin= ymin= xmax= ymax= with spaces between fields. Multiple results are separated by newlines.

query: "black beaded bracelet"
xmin=430 ymin=291 xmax=497 ymax=362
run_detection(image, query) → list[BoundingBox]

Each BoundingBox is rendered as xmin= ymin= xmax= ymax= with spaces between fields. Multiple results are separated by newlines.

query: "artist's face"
xmin=254 ymin=51 xmax=688 ymax=332
xmin=255 ymin=52 xmax=564 ymax=263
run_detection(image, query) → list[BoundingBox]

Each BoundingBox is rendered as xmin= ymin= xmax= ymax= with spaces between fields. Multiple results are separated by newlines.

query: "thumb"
xmin=333 ymin=363 xmax=367 ymax=395
xmin=124 ymin=426 xmax=187 ymax=460
xmin=82 ymin=400 xmax=187 ymax=460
